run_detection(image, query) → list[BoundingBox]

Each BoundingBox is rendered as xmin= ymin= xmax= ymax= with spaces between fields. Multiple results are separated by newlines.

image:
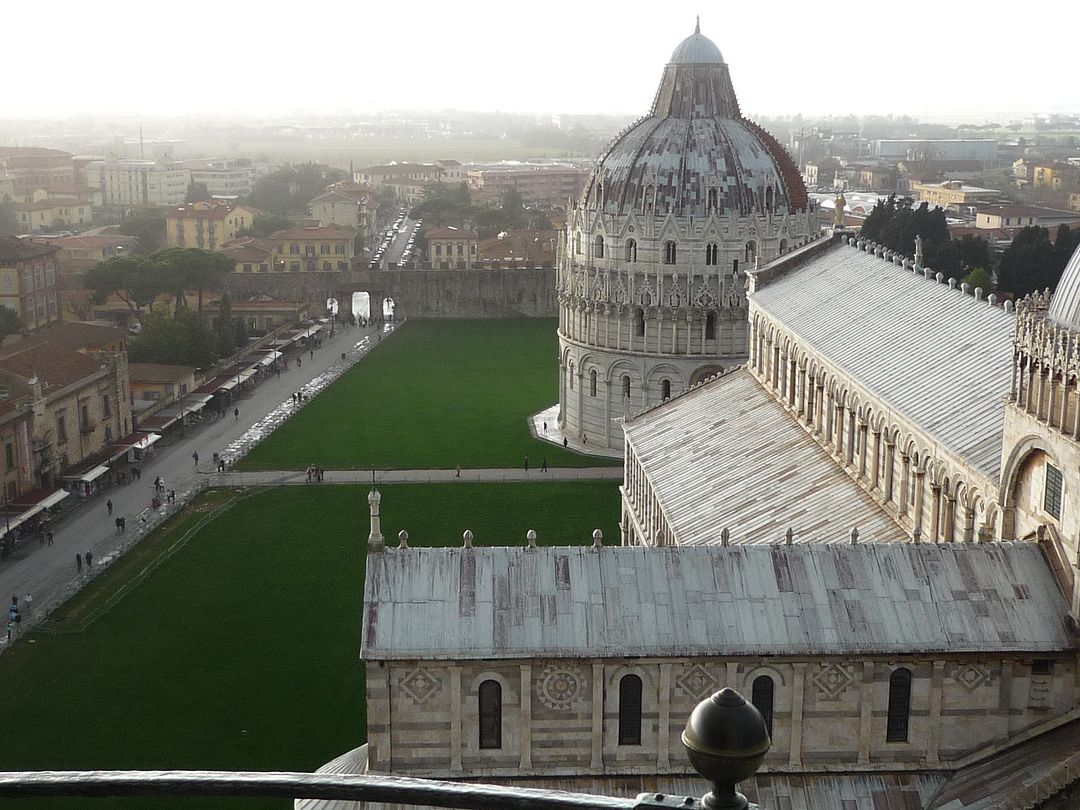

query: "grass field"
xmin=0 ymin=481 xmax=620 ymax=809
xmin=239 ymin=320 xmax=612 ymax=470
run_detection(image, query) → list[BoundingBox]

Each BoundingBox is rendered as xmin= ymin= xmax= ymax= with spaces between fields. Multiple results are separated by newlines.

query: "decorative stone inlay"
xmin=675 ymin=663 xmax=718 ymax=700
xmin=952 ymin=663 xmax=993 ymax=692
xmin=536 ymin=665 xmax=586 ymax=711
xmin=399 ymin=668 xmax=443 ymax=704
xmin=812 ymin=662 xmax=854 ymax=700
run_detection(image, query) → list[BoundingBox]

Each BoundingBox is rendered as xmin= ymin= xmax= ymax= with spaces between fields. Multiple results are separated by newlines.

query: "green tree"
xmin=128 ymin=310 xmax=219 ymax=367
xmin=83 ymin=255 xmax=166 ymax=323
xmin=185 ymin=182 xmax=210 ymax=203
xmin=0 ymin=305 xmax=21 ymax=337
xmin=151 ymin=248 xmax=233 ymax=316
xmin=962 ymin=267 xmax=994 ymax=293
xmin=997 ymin=227 xmax=1059 ymax=297
xmin=248 ymin=164 xmax=347 ymax=215
xmin=233 ymin=316 xmax=249 ymax=349
xmin=117 ymin=212 xmax=166 ymax=254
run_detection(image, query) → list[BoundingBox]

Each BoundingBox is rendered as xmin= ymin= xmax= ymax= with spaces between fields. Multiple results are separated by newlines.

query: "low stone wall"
xmin=225 ymin=268 xmax=557 ymax=319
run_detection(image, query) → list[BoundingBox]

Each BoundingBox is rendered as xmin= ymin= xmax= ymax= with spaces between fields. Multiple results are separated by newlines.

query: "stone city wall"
xmin=225 ymin=268 xmax=557 ymax=319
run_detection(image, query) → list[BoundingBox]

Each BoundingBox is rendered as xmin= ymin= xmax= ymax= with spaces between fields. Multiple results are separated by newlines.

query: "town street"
xmin=0 ymin=321 xmax=385 ymax=631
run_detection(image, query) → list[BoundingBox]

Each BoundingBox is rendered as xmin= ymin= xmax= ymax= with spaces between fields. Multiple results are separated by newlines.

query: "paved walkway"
xmin=214 ymin=467 xmax=624 ymax=487
xmin=0 ymin=321 xmax=395 ymax=641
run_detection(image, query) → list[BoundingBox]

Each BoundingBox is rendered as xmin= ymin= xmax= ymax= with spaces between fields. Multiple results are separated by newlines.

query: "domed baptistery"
xmin=556 ymin=22 xmax=815 ymax=451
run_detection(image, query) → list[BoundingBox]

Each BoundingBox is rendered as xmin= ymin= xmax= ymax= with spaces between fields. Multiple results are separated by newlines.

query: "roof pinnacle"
xmin=695 ymin=15 xmax=700 ymax=34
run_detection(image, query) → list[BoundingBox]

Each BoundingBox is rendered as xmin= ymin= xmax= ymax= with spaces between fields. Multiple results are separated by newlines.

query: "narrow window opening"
xmin=706 ymin=312 xmax=718 ymax=340
xmin=751 ymin=676 xmax=774 ymax=738
xmin=479 ymin=680 xmax=502 ymax=749
xmin=590 ymin=369 xmax=597 ymax=397
xmin=1045 ymin=463 xmax=1063 ymax=519
xmin=886 ymin=668 xmax=912 ymax=743
xmin=622 ymin=375 xmax=631 ymax=399
xmin=618 ymin=674 xmax=643 ymax=746
xmin=661 ymin=379 xmax=671 ymax=400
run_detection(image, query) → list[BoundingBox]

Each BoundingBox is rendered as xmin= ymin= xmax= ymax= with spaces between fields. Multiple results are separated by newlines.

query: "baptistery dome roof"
xmin=1048 ymin=241 xmax=1080 ymax=330
xmin=581 ymin=24 xmax=806 ymax=218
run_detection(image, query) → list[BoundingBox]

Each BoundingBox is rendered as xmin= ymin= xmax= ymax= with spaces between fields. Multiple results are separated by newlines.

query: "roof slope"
xmin=362 ymin=543 xmax=1074 ymax=660
xmin=624 ymin=367 xmax=905 ymax=545
xmin=752 ymin=242 xmax=1014 ymax=481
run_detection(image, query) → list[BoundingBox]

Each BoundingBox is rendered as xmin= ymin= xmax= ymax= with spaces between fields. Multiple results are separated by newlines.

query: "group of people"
xmin=306 ymin=465 xmax=326 ymax=482
xmin=291 ymin=391 xmax=308 ymax=405
xmin=74 ymin=551 xmax=94 ymax=571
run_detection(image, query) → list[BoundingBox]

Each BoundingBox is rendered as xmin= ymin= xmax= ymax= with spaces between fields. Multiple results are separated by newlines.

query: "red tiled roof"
xmin=0 ymin=341 xmax=107 ymax=394
xmin=426 ymin=227 xmax=478 ymax=240
xmin=0 ymin=236 xmax=58 ymax=263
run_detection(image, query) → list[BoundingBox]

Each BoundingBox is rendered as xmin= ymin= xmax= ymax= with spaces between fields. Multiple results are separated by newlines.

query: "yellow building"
xmin=270 ymin=226 xmax=356 ymax=272
xmin=14 ymin=191 xmax=93 ymax=232
xmin=165 ymin=200 xmax=261 ymax=250
xmin=910 ymin=180 xmax=999 ymax=209
xmin=425 ymin=226 xmax=478 ymax=269
xmin=0 ymin=236 xmax=61 ymax=331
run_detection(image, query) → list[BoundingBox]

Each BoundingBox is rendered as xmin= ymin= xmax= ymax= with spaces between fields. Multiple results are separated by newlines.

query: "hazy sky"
xmin=5 ymin=0 xmax=1078 ymax=121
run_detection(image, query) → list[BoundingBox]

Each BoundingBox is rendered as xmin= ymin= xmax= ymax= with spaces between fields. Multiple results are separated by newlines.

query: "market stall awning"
xmin=217 ymin=378 xmax=239 ymax=392
xmin=61 ymin=464 xmax=110 ymax=484
xmin=258 ymin=351 xmax=283 ymax=367
xmin=0 ymin=488 xmax=70 ymax=536
xmin=139 ymin=414 xmax=178 ymax=432
xmin=237 ymin=368 xmax=257 ymax=384
xmin=108 ymin=431 xmax=162 ymax=461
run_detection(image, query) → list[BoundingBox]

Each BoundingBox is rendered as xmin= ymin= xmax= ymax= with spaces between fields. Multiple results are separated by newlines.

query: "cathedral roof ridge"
xmin=628 ymin=364 xmax=743 ymax=423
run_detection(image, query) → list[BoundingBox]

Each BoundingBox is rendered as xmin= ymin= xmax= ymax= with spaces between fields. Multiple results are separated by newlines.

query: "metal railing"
xmin=0 ymin=689 xmax=769 ymax=809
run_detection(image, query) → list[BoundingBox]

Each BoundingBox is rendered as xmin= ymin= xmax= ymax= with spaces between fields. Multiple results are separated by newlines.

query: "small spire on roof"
xmin=695 ymin=15 xmax=700 ymax=34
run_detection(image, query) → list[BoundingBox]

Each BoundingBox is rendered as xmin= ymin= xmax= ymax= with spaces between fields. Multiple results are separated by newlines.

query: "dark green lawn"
xmin=0 ymin=481 xmax=620 ymax=809
xmin=238 ymin=320 xmax=612 ymax=470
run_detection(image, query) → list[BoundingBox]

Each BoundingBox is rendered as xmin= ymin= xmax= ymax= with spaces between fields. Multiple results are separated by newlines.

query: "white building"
xmin=186 ymin=158 xmax=256 ymax=198
xmin=85 ymin=160 xmax=191 ymax=208
xmin=556 ymin=24 xmax=816 ymax=452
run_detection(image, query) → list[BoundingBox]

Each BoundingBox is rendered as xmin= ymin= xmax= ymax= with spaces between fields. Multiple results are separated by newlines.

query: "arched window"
xmin=479 ymin=680 xmax=502 ymax=749
xmin=590 ymin=369 xmax=597 ymax=397
xmin=707 ymin=188 xmax=718 ymax=213
xmin=568 ymin=362 xmax=574 ymax=390
xmin=622 ymin=375 xmax=631 ymax=399
xmin=705 ymin=312 xmax=718 ymax=340
xmin=625 ymin=239 xmax=637 ymax=262
xmin=705 ymin=242 xmax=718 ymax=266
xmin=779 ymin=238 xmax=788 ymax=254
xmin=632 ymin=308 xmax=645 ymax=337
xmin=664 ymin=241 xmax=677 ymax=264
xmin=886 ymin=668 xmax=912 ymax=743
xmin=751 ymin=676 xmax=774 ymax=738
xmin=594 ymin=235 xmax=605 ymax=259
xmin=745 ymin=241 xmax=757 ymax=264
xmin=661 ymin=379 xmax=671 ymax=400
xmin=733 ymin=258 xmax=739 ymax=275
xmin=618 ymin=674 xmax=643 ymax=745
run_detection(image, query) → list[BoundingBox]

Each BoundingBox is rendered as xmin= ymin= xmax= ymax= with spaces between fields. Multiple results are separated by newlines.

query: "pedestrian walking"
xmin=76 ymin=553 xmax=83 ymax=572
xmin=455 ymin=465 xmax=461 ymax=479
xmin=234 ymin=407 xmax=239 ymax=421
xmin=297 ymin=356 xmax=302 ymax=368
xmin=193 ymin=451 xmax=199 ymax=466
xmin=107 ymin=499 xmax=113 ymax=516
xmin=524 ymin=456 xmax=529 ymax=471
xmin=120 ymin=517 xmax=126 ymax=533
xmin=85 ymin=551 xmax=93 ymax=568
xmin=563 ymin=438 xmax=569 ymax=449
xmin=46 ymin=530 xmax=53 ymax=546
xmin=541 ymin=458 xmax=548 ymax=472
xmin=24 ymin=593 xmax=32 ymax=615
xmin=310 ymin=349 xmax=314 ymax=361
xmin=115 ymin=517 xmax=122 ymax=534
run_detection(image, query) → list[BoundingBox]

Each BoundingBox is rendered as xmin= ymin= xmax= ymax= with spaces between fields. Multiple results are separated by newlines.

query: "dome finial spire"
xmin=695 ymin=15 xmax=700 ymax=34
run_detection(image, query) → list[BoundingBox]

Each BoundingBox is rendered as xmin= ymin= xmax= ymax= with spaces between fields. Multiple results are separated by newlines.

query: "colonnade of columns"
xmin=1013 ymin=355 xmax=1080 ymax=441
xmin=750 ymin=316 xmax=982 ymax=544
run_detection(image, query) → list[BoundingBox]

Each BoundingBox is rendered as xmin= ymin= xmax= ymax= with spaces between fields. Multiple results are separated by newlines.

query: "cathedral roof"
xmin=1047 ymin=241 xmax=1080 ymax=330
xmin=751 ymin=240 xmax=1014 ymax=483
xmin=624 ymin=367 xmax=906 ymax=546
xmin=579 ymin=25 xmax=806 ymax=217
xmin=361 ymin=543 xmax=1073 ymax=660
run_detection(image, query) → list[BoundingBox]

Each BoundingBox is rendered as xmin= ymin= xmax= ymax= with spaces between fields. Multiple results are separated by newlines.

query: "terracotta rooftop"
xmin=426 ymin=227 xmax=478 ymax=240
xmin=0 ymin=341 xmax=107 ymax=394
xmin=168 ymin=201 xmax=257 ymax=220
xmin=0 ymin=236 xmax=58 ymax=263
xmin=128 ymin=363 xmax=194 ymax=383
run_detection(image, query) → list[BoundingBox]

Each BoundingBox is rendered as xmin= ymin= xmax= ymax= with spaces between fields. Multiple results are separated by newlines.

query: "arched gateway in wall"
xmin=555 ymin=22 xmax=816 ymax=452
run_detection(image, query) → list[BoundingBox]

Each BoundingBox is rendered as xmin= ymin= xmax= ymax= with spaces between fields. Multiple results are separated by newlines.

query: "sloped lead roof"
xmin=362 ymin=543 xmax=1074 ymax=660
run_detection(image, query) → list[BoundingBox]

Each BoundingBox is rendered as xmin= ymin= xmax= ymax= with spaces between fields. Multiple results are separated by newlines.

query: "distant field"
xmin=238 ymin=319 xmax=613 ymax=470
xmin=182 ymin=136 xmax=580 ymax=168
xmin=0 ymin=481 xmax=620 ymax=810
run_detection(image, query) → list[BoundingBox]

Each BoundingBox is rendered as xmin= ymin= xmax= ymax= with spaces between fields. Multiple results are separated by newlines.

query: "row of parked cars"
xmin=370 ymin=208 xmax=410 ymax=269
xmin=396 ymin=219 xmax=424 ymax=267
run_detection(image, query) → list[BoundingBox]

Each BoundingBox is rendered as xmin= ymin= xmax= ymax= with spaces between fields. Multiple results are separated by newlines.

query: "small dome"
xmin=670 ymin=31 xmax=724 ymax=65
xmin=1048 ymin=242 xmax=1080 ymax=329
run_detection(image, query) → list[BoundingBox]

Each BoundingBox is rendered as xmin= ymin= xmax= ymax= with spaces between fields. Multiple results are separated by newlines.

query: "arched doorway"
xmin=383 ymin=296 xmax=396 ymax=320
xmin=351 ymin=291 xmax=371 ymax=321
